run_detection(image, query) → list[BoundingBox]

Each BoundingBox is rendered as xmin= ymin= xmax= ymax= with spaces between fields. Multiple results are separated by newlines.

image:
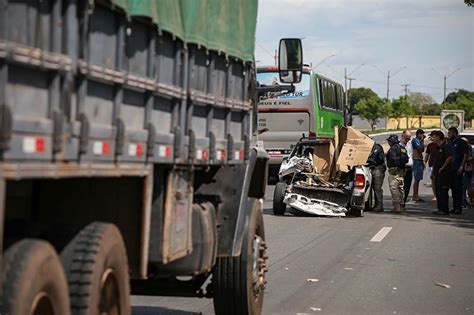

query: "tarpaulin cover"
xmin=113 ymin=0 xmax=258 ymax=62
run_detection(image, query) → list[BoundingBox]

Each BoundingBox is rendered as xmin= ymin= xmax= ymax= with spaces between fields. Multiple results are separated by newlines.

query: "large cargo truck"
xmin=0 ymin=1 xmax=301 ymax=314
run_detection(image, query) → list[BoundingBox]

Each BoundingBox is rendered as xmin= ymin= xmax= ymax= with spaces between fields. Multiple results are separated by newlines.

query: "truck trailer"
xmin=0 ymin=1 xmax=302 ymax=314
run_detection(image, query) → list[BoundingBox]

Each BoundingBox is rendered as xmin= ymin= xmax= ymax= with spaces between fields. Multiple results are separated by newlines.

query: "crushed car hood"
xmin=283 ymin=193 xmax=347 ymax=217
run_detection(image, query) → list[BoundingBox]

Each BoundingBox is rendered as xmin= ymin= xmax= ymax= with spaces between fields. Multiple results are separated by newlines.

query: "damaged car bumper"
xmin=283 ymin=193 xmax=348 ymax=217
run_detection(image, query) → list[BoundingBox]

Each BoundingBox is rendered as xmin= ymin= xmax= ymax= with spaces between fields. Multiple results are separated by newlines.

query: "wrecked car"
xmin=273 ymin=128 xmax=374 ymax=217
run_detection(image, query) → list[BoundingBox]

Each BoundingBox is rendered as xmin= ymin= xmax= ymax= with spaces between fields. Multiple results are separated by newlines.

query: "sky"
xmin=255 ymin=0 xmax=474 ymax=103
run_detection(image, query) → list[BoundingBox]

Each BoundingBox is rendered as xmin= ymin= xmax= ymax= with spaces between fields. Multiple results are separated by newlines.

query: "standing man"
xmin=431 ymin=131 xmax=453 ymax=215
xmin=447 ymin=127 xmax=469 ymax=214
xmin=400 ymin=130 xmax=413 ymax=206
xmin=386 ymin=135 xmax=409 ymax=213
xmin=412 ymin=129 xmax=426 ymax=202
xmin=425 ymin=131 xmax=439 ymax=200
xmin=367 ymin=142 xmax=386 ymax=212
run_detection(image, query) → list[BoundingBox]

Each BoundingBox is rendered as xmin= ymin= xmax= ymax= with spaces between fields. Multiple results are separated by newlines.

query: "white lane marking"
xmin=370 ymin=227 xmax=393 ymax=242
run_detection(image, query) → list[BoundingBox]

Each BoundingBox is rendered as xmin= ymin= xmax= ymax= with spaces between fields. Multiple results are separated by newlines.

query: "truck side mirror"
xmin=278 ymin=38 xmax=303 ymax=84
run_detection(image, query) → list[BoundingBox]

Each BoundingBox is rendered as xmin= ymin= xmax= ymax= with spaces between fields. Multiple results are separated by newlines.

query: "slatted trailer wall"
xmin=0 ymin=0 xmax=253 ymax=166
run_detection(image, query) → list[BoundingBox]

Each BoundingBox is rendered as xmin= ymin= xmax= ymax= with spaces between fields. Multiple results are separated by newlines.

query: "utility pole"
xmin=432 ymin=67 xmax=461 ymax=102
xmin=347 ymin=77 xmax=355 ymax=126
xmin=344 ymin=68 xmax=348 ymax=125
xmin=401 ymin=84 xmax=410 ymax=97
xmin=372 ymin=65 xmax=406 ymax=100
xmin=386 ymin=70 xmax=390 ymax=100
xmin=274 ymin=50 xmax=278 ymax=66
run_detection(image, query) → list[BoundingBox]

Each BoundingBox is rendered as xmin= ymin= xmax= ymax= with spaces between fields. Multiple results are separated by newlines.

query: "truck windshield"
xmin=257 ymin=72 xmax=310 ymax=99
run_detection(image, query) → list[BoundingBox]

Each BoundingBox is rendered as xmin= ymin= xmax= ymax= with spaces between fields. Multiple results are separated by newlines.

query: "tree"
xmin=444 ymin=89 xmax=474 ymax=105
xmin=443 ymin=89 xmax=474 ymax=120
xmin=421 ymin=103 xmax=442 ymax=116
xmin=390 ymin=96 xmax=414 ymax=129
xmin=348 ymin=87 xmax=379 ymax=114
xmin=444 ymin=95 xmax=474 ymax=121
xmin=408 ymin=92 xmax=436 ymax=128
xmin=355 ymin=96 xmax=391 ymax=130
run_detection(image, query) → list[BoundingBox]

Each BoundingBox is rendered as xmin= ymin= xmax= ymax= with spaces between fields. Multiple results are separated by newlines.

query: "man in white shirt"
xmin=400 ymin=130 xmax=413 ymax=208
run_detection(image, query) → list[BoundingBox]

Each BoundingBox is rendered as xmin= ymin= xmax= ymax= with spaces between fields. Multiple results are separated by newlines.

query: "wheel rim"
xmin=251 ymin=233 xmax=268 ymax=301
xmin=30 ymin=292 xmax=54 ymax=315
xmin=100 ymin=268 xmax=120 ymax=315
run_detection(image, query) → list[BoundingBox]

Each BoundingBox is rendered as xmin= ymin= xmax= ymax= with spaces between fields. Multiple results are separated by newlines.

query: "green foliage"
xmin=443 ymin=89 xmax=474 ymax=120
xmin=390 ymin=96 xmax=414 ymax=129
xmin=408 ymin=92 xmax=436 ymax=115
xmin=355 ymin=96 xmax=391 ymax=130
xmin=348 ymin=87 xmax=379 ymax=114
xmin=444 ymin=89 xmax=474 ymax=104
xmin=421 ymin=103 xmax=442 ymax=116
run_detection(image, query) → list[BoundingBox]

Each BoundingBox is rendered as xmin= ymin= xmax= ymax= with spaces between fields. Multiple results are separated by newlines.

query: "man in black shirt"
xmin=447 ymin=127 xmax=469 ymax=214
xmin=431 ymin=131 xmax=454 ymax=215
xmin=367 ymin=142 xmax=386 ymax=212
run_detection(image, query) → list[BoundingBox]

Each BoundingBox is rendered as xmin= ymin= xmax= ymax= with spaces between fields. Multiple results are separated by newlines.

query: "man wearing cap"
xmin=412 ymin=129 xmax=426 ymax=201
xmin=386 ymin=135 xmax=409 ymax=213
xmin=367 ymin=142 xmax=386 ymax=212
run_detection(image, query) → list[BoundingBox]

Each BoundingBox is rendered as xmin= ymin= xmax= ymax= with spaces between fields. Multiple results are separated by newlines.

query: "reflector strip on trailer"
xmin=159 ymin=145 xmax=172 ymax=158
xmin=234 ymin=150 xmax=244 ymax=160
xmin=216 ymin=149 xmax=226 ymax=161
xmin=93 ymin=141 xmax=110 ymax=155
xmin=128 ymin=143 xmax=143 ymax=157
xmin=196 ymin=149 xmax=208 ymax=160
xmin=23 ymin=137 xmax=45 ymax=153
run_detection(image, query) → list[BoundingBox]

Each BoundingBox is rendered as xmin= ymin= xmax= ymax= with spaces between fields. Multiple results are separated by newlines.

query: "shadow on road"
xmin=372 ymin=196 xmax=474 ymax=231
xmin=133 ymin=306 xmax=201 ymax=315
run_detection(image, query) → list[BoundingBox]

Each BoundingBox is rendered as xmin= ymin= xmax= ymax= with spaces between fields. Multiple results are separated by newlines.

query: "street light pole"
xmin=386 ymin=70 xmax=390 ymax=100
xmin=432 ymin=67 xmax=461 ymax=102
xmin=386 ymin=66 xmax=406 ymax=100
xmin=314 ymin=54 xmax=337 ymax=68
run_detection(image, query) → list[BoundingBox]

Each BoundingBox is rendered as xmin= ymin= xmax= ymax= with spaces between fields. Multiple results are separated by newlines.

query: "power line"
xmin=255 ymin=42 xmax=275 ymax=60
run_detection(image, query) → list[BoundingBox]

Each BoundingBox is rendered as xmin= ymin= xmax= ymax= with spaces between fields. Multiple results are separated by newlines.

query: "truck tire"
xmin=61 ymin=222 xmax=130 ymax=315
xmin=273 ymin=182 xmax=287 ymax=215
xmin=2 ymin=239 xmax=71 ymax=315
xmin=213 ymin=199 xmax=267 ymax=315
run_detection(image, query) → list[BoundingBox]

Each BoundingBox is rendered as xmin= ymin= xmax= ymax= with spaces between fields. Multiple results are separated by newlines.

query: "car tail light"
xmin=355 ymin=174 xmax=365 ymax=189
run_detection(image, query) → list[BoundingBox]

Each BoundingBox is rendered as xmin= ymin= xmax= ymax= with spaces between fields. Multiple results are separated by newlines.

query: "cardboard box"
xmin=313 ymin=141 xmax=335 ymax=180
xmin=335 ymin=127 xmax=374 ymax=173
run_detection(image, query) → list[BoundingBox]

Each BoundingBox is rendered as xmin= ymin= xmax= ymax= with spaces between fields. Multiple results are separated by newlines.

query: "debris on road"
xmin=306 ymin=278 xmax=319 ymax=282
xmin=285 ymin=267 xmax=289 ymax=270
xmin=435 ymin=283 xmax=451 ymax=289
xmin=344 ymin=267 xmax=353 ymax=270
xmin=284 ymin=193 xmax=347 ymax=217
xmin=310 ymin=307 xmax=322 ymax=312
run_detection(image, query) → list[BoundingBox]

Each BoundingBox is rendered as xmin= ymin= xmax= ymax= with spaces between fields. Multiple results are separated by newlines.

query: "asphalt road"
xmin=132 ymin=135 xmax=473 ymax=314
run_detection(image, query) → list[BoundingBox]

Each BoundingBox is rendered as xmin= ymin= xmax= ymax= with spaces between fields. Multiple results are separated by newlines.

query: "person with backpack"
xmin=367 ymin=142 xmax=387 ymax=212
xmin=386 ymin=135 xmax=409 ymax=213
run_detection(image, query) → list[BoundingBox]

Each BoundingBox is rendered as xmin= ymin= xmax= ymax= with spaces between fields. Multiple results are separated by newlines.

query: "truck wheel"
xmin=273 ymin=182 xmax=287 ymax=215
xmin=61 ymin=222 xmax=130 ymax=315
xmin=2 ymin=239 xmax=70 ymax=315
xmin=213 ymin=199 xmax=267 ymax=315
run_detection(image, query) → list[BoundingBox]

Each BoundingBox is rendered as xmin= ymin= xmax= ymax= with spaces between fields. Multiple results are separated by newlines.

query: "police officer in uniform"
xmin=386 ymin=135 xmax=409 ymax=213
xmin=367 ymin=142 xmax=386 ymax=212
